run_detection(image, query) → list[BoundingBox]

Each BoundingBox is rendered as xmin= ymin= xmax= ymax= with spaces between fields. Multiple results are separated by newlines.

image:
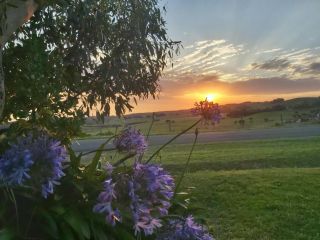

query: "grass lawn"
xmin=183 ymin=168 xmax=320 ymax=240
xmin=145 ymin=137 xmax=320 ymax=240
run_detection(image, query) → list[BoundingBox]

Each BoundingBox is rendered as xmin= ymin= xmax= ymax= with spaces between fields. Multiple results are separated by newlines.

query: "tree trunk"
xmin=0 ymin=0 xmax=38 ymax=46
xmin=0 ymin=0 xmax=38 ymax=119
xmin=0 ymin=49 xmax=4 ymax=120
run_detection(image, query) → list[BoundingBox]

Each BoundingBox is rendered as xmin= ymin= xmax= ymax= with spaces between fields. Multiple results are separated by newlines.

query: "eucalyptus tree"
xmin=0 ymin=0 xmax=38 ymax=118
xmin=1 ymin=0 xmax=179 ymax=137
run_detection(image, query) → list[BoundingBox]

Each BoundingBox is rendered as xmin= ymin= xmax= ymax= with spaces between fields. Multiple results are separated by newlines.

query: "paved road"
xmin=71 ymin=125 xmax=320 ymax=153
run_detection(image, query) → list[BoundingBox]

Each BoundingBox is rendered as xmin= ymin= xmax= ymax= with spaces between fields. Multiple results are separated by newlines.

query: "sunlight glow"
xmin=205 ymin=93 xmax=217 ymax=102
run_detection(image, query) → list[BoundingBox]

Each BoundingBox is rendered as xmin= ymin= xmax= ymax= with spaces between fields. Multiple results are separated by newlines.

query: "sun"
xmin=205 ymin=93 xmax=217 ymax=102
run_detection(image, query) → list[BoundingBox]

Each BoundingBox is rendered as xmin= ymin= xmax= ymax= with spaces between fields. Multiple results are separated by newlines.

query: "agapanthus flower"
xmin=29 ymin=133 xmax=67 ymax=198
xmin=0 ymin=132 xmax=66 ymax=198
xmin=192 ymin=100 xmax=222 ymax=124
xmin=93 ymin=162 xmax=175 ymax=236
xmin=129 ymin=163 xmax=175 ymax=236
xmin=93 ymin=179 xmax=121 ymax=226
xmin=157 ymin=215 xmax=214 ymax=240
xmin=114 ymin=128 xmax=147 ymax=155
xmin=103 ymin=162 xmax=114 ymax=175
xmin=0 ymin=139 xmax=34 ymax=185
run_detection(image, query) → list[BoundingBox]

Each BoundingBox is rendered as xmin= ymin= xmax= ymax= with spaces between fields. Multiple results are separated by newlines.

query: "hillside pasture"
xmin=81 ymin=107 xmax=320 ymax=138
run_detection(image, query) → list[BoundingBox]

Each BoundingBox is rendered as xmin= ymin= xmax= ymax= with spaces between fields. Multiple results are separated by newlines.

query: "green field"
xmin=144 ymin=137 xmax=320 ymax=240
xmin=81 ymin=107 xmax=320 ymax=138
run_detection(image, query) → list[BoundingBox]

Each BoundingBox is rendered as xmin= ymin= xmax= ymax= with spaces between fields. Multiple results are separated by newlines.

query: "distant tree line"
xmin=226 ymin=105 xmax=286 ymax=118
xmin=225 ymin=98 xmax=320 ymax=118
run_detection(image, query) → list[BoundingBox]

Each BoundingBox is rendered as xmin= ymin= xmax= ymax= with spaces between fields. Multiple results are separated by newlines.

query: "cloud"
xmin=165 ymin=39 xmax=320 ymax=87
xmin=166 ymin=39 xmax=244 ymax=77
xmin=251 ymin=58 xmax=290 ymax=71
xmin=230 ymin=77 xmax=320 ymax=94
xmin=161 ymin=75 xmax=320 ymax=96
xmin=309 ymin=62 xmax=320 ymax=73
xmin=291 ymin=61 xmax=320 ymax=75
xmin=255 ymin=48 xmax=282 ymax=54
xmin=247 ymin=47 xmax=320 ymax=79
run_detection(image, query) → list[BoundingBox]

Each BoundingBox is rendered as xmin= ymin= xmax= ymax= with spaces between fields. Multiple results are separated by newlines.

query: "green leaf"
xmin=114 ymin=226 xmax=135 ymax=240
xmin=60 ymin=223 xmax=76 ymax=240
xmin=68 ymin=146 xmax=82 ymax=170
xmin=86 ymin=136 xmax=114 ymax=177
xmin=90 ymin=222 xmax=109 ymax=240
xmin=64 ymin=210 xmax=91 ymax=239
xmin=50 ymin=205 xmax=67 ymax=215
xmin=40 ymin=211 xmax=59 ymax=238
xmin=0 ymin=229 xmax=14 ymax=240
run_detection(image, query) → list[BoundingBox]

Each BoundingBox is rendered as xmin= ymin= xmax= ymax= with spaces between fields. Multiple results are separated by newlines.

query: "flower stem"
xmin=145 ymin=119 xmax=201 ymax=164
xmin=114 ymin=153 xmax=136 ymax=167
xmin=82 ymin=147 xmax=116 ymax=157
xmin=138 ymin=113 xmax=155 ymax=162
xmin=7 ymin=189 xmax=20 ymax=234
xmin=24 ymin=206 xmax=37 ymax=237
xmin=173 ymin=128 xmax=199 ymax=199
xmin=146 ymin=112 xmax=155 ymax=141
xmin=160 ymin=214 xmax=185 ymax=221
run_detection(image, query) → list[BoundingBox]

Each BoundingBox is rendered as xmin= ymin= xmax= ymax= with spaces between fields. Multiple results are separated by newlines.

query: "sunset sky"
xmin=132 ymin=0 xmax=320 ymax=113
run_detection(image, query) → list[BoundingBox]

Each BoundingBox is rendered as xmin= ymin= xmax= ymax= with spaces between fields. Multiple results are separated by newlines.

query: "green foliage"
xmin=0 ymin=117 xmax=208 ymax=239
xmin=3 ymin=37 xmax=85 ymax=137
xmin=0 ymin=0 xmax=188 ymax=239
xmin=0 ymin=136 xmax=136 ymax=239
xmin=0 ymin=189 xmax=135 ymax=239
xmin=2 ymin=0 xmax=179 ymax=127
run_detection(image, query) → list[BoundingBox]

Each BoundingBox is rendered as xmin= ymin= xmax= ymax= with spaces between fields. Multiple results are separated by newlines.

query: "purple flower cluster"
xmin=114 ymin=128 xmax=147 ymax=155
xmin=30 ymin=133 xmax=67 ymax=198
xmin=93 ymin=162 xmax=175 ymax=236
xmin=0 ymin=140 xmax=34 ymax=185
xmin=93 ymin=179 xmax=121 ymax=226
xmin=129 ymin=163 xmax=175 ymax=236
xmin=192 ymin=100 xmax=222 ymax=124
xmin=0 ymin=132 xmax=66 ymax=198
xmin=157 ymin=215 xmax=214 ymax=240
